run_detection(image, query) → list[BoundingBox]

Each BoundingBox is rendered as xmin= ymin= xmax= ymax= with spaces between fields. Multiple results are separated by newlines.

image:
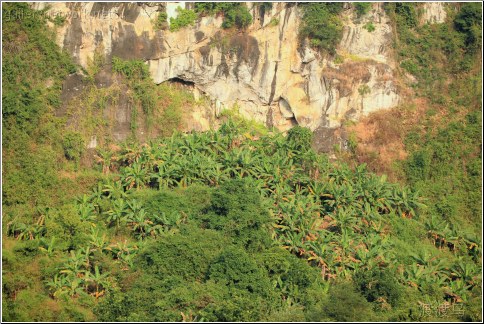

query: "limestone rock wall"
xmin=31 ymin=2 xmax=421 ymax=142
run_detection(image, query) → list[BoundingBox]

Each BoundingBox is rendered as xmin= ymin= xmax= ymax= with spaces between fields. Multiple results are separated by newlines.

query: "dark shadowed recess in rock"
xmin=259 ymin=42 xmax=270 ymax=88
xmin=59 ymin=73 xmax=86 ymax=112
xmin=258 ymin=4 xmax=266 ymax=26
xmin=199 ymin=46 xmax=213 ymax=66
xmin=117 ymin=3 xmax=140 ymax=23
xmin=216 ymin=55 xmax=230 ymax=78
xmin=266 ymin=107 xmax=274 ymax=128
xmin=268 ymin=62 xmax=278 ymax=104
xmin=167 ymin=77 xmax=195 ymax=87
xmin=111 ymin=23 xmax=165 ymax=60
xmin=229 ymin=34 xmax=260 ymax=78
xmin=195 ymin=31 xmax=205 ymax=43
xmin=94 ymin=31 xmax=103 ymax=46
xmin=63 ymin=9 xmax=83 ymax=64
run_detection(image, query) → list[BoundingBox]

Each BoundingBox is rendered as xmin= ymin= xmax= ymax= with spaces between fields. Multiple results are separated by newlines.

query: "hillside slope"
xmin=2 ymin=2 xmax=482 ymax=322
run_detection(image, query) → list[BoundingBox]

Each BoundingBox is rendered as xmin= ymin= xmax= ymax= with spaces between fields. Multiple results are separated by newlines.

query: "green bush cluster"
xmin=169 ymin=7 xmax=198 ymax=32
xmin=195 ymin=2 xmax=252 ymax=29
xmin=386 ymin=3 xmax=482 ymax=241
xmin=387 ymin=2 xmax=481 ymax=96
xmin=111 ymin=57 xmax=150 ymax=80
xmin=62 ymin=132 xmax=84 ymax=162
xmin=364 ymin=21 xmax=376 ymax=32
xmin=93 ymin=180 xmax=321 ymax=321
xmin=354 ymin=2 xmax=372 ymax=17
xmin=286 ymin=125 xmax=313 ymax=152
xmin=299 ymin=3 xmax=344 ymax=54
xmin=454 ymin=2 xmax=482 ymax=53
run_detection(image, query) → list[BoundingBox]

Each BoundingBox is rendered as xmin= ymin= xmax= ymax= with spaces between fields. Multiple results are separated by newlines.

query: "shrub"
xmin=354 ymin=268 xmax=403 ymax=308
xmin=354 ymin=2 xmax=372 ymax=17
xmin=364 ymin=21 xmax=376 ymax=32
xmin=45 ymin=204 xmax=91 ymax=250
xmin=169 ymin=8 xmax=197 ymax=32
xmin=358 ymin=84 xmax=371 ymax=95
xmin=300 ymin=3 xmax=344 ymax=54
xmin=135 ymin=224 xmax=228 ymax=280
xmin=52 ymin=15 xmax=66 ymax=26
xmin=194 ymin=3 xmax=252 ymax=29
xmin=201 ymin=179 xmax=272 ymax=250
xmin=111 ymin=57 xmax=150 ymax=80
xmin=221 ymin=5 xmax=252 ymax=29
xmin=318 ymin=282 xmax=375 ymax=321
xmin=385 ymin=3 xmax=418 ymax=28
xmin=208 ymin=247 xmax=273 ymax=297
xmin=454 ymin=2 xmax=482 ymax=52
xmin=62 ymin=131 xmax=84 ymax=162
xmin=268 ymin=17 xmax=279 ymax=27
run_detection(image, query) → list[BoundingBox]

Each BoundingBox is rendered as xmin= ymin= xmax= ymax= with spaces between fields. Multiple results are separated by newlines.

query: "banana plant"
xmin=122 ymin=162 xmax=149 ymax=190
xmin=88 ymin=227 xmax=110 ymax=253
xmin=103 ymin=198 xmax=128 ymax=228
xmin=450 ymin=257 xmax=480 ymax=286
xmin=79 ymin=246 xmax=93 ymax=269
xmin=6 ymin=218 xmax=45 ymax=240
xmin=128 ymin=208 xmax=153 ymax=239
xmin=90 ymin=182 xmax=106 ymax=212
xmin=94 ymin=148 xmax=115 ymax=174
xmin=59 ymin=250 xmax=86 ymax=279
xmin=76 ymin=194 xmax=97 ymax=222
xmin=45 ymin=274 xmax=69 ymax=299
xmin=446 ymin=279 xmax=472 ymax=302
xmin=38 ymin=236 xmax=59 ymax=257
xmin=84 ymin=265 xmax=111 ymax=299
xmin=403 ymin=263 xmax=429 ymax=288
xmin=109 ymin=240 xmax=141 ymax=265
xmin=125 ymin=199 xmax=143 ymax=220
xmin=65 ymin=277 xmax=87 ymax=298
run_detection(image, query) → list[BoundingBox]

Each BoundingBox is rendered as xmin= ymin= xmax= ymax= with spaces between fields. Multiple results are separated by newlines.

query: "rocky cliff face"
xmin=31 ymin=2 xmax=445 ymax=149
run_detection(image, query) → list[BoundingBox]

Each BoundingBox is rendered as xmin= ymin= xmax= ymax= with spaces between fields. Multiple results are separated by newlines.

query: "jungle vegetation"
xmin=2 ymin=2 xmax=482 ymax=322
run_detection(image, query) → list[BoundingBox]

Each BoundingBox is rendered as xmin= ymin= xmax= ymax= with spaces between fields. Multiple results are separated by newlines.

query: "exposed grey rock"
xmin=34 ymin=2 xmax=425 ymax=146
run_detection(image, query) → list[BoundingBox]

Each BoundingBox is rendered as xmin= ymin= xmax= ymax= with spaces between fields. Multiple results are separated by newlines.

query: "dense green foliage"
xmin=2 ymin=2 xmax=482 ymax=322
xmin=454 ymin=2 xmax=482 ymax=53
xmin=354 ymin=2 xmax=372 ymax=17
xmin=195 ymin=2 xmax=252 ymax=29
xmin=387 ymin=2 xmax=481 ymax=96
xmin=364 ymin=21 xmax=376 ymax=32
xmin=162 ymin=3 xmax=254 ymax=32
xmin=2 ymin=4 xmax=99 ymax=320
xmin=299 ymin=3 xmax=344 ymax=54
xmin=112 ymin=57 xmax=151 ymax=80
xmin=353 ymin=3 xmax=482 ymax=319
xmin=8 ymin=115 xmax=474 ymax=321
xmin=383 ymin=2 xmax=482 ymax=255
xmin=169 ymin=7 xmax=198 ymax=32
xmin=2 ymin=2 xmax=86 ymax=209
